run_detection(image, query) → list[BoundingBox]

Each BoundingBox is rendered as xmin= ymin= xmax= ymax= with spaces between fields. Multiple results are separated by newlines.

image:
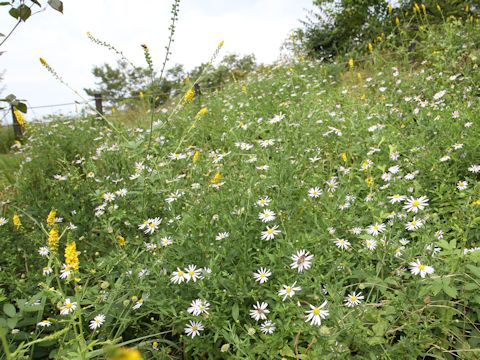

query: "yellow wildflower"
xmin=47 ymin=210 xmax=56 ymax=227
xmin=388 ymin=3 xmax=393 ymax=14
xmin=195 ymin=107 xmax=208 ymax=120
xmin=341 ymin=152 xmax=347 ymax=162
xmin=183 ymin=88 xmax=195 ymax=105
xmin=65 ymin=241 xmax=79 ymax=270
xmin=218 ymin=40 xmax=224 ymax=48
xmin=139 ymin=91 xmax=144 ymax=99
xmin=366 ymin=176 xmax=374 ymax=187
xmin=242 ymin=84 xmax=247 ymax=94
xmin=421 ymin=4 xmax=426 ymax=16
xmin=348 ymin=58 xmax=354 ymax=69
xmin=436 ymin=4 xmax=441 ymax=12
xmin=39 ymin=57 xmax=48 ymax=67
xmin=211 ymin=172 xmax=222 ymax=184
xmin=368 ymin=43 xmax=373 ymax=53
xmin=109 ymin=347 xmax=143 ymax=360
xmin=48 ymin=228 xmax=59 ymax=252
xmin=473 ymin=199 xmax=480 ymax=206
xmin=13 ymin=213 xmax=21 ymax=230
xmin=193 ymin=151 xmax=201 ymax=163
xmin=13 ymin=109 xmax=26 ymax=127
xmin=117 ymin=235 xmax=126 ymax=247
xmin=357 ymin=72 xmax=362 ymax=81
xmin=395 ymin=17 xmax=400 ymax=26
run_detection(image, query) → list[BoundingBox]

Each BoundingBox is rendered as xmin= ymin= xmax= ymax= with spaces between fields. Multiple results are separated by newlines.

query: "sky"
xmin=0 ymin=0 xmax=314 ymax=122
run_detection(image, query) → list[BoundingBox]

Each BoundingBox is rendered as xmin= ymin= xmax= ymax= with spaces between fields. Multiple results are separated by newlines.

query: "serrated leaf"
xmin=47 ymin=0 xmax=63 ymax=13
xmin=3 ymin=303 xmax=16 ymax=318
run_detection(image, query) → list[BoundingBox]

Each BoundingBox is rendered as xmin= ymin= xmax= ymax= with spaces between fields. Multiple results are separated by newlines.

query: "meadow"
xmin=0 ymin=18 xmax=480 ymax=359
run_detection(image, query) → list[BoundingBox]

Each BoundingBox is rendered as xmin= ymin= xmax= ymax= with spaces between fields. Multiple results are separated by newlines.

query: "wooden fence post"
xmin=11 ymin=105 xmax=23 ymax=141
xmin=94 ymin=93 xmax=103 ymax=116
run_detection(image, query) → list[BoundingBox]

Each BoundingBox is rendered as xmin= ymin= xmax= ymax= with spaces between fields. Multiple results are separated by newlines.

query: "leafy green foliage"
xmin=1 ymin=19 xmax=480 ymax=359
xmin=297 ymin=0 xmax=479 ymax=59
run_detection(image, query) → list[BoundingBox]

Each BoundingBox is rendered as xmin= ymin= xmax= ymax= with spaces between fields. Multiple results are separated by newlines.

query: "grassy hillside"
xmin=0 ymin=20 xmax=479 ymax=359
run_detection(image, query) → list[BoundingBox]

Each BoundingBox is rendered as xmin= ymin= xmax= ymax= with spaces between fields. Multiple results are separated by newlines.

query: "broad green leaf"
xmin=18 ymin=4 xmax=31 ymax=21
xmin=16 ymin=102 xmax=27 ymax=113
xmin=442 ymin=283 xmax=458 ymax=298
xmin=3 ymin=303 xmax=16 ymax=318
xmin=467 ymin=264 xmax=480 ymax=279
xmin=9 ymin=7 xmax=18 ymax=19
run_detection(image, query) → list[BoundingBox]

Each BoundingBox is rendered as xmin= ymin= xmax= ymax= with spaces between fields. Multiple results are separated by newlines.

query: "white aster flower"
xmin=250 ymin=301 xmax=270 ymax=321
xmin=304 ymin=301 xmax=329 ymax=326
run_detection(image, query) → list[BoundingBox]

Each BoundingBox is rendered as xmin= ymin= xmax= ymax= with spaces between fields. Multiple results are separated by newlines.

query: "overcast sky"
xmin=0 ymin=0 xmax=313 ymax=122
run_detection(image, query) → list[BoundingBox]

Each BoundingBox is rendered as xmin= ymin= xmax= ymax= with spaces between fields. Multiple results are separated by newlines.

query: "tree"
xmin=297 ymin=0 xmax=478 ymax=59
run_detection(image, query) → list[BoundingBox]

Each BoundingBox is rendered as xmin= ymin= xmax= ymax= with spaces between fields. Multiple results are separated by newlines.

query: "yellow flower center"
xmin=65 ymin=303 xmax=72 ymax=309
xmin=418 ymin=264 xmax=425 ymax=270
xmin=313 ymin=308 xmax=320 ymax=315
xmin=412 ymin=200 xmax=420 ymax=207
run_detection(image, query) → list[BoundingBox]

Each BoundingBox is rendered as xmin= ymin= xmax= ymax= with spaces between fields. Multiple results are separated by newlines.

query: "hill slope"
xmin=1 ymin=20 xmax=479 ymax=359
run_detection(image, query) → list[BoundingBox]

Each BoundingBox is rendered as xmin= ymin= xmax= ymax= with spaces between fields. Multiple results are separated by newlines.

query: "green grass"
xmin=0 ymin=125 xmax=15 ymax=153
xmin=0 ymin=20 xmax=479 ymax=359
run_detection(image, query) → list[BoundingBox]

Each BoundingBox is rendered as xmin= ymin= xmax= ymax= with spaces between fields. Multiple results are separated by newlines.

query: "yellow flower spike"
xmin=112 ymin=107 xmax=117 ymax=114
xmin=48 ymin=228 xmax=59 ymax=252
xmin=109 ymin=347 xmax=143 ymax=360
xmin=436 ymin=4 xmax=441 ymax=12
xmin=13 ymin=213 xmax=21 ymax=230
xmin=388 ymin=3 xmax=393 ymax=14
xmin=195 ymin=107 xmax=208 ymax=120
xmin=395 ymin=17 xmax=400 ymax=26
xmin=116 ymin=235 xmax=126 ymax=247
xmin=242 ymin=84 xmax=247 ymax=94
xmin=183 ymin=88 xmax=195 ymax=105
xmin=39 ymin=57 xmax=48 ymax=67
xmin=357 ymin=72 xmax=362 ymax=81
xmin=465 ymin=4 xmax=469 ymax=13
xmin=473 ymin=199 xmax=480 ymax=206
xmin=193 ymin=151 xmax=201 ymax=163
xmin=348 ymin=58 xmax=354 ymax=69
xmin=139 ymin=91 xmax=144 ymax=99
xmin=13 ymin=109 xmax=26 ymax=127
xmin=341 ymin=152 xmax=347 ymax=162
xmin=65 ymin=241 xmax=79 ymax=270
xmin=218 ymin=40 xmax=224 ymax=48
xmin=368 ymin=42 xmax=373 ymax=53
xmin=211 ymin=172 xmax=223 ymax=184
xmin=366 ymin=176 xmax=374 ymax=188
xmin=421 ymin=4 xmax=427 ymax=16
xmin=47 ymin=210 xmax=56 ymax=227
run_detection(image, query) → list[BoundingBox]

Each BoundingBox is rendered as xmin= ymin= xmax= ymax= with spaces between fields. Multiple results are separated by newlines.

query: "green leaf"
xmin=231 ymin=303 xmax=239 ymax=322
xmin=47 ymin=0 xmax=63 ymax=13
xmin=30 ymin=0 xmax=41 ymax=6
xmin=442 ymin=282 xmax=458 ymax=298
xmin=9 ymin=7 xmax=18 ymax=19
xmin=15 ymin=102 xmax=27 ymax=113
xmin=467 ymin=264 xmax=480 ymax=279
xmin=0 ymin=2 xmax=11 ymax=5
xmin=18 ymin=4 xmax=31 ymax=21
xmin=7 ymin=317 xmax=18 ymax=329
xmin=3 ymin=303 xmax=16 ymax=318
